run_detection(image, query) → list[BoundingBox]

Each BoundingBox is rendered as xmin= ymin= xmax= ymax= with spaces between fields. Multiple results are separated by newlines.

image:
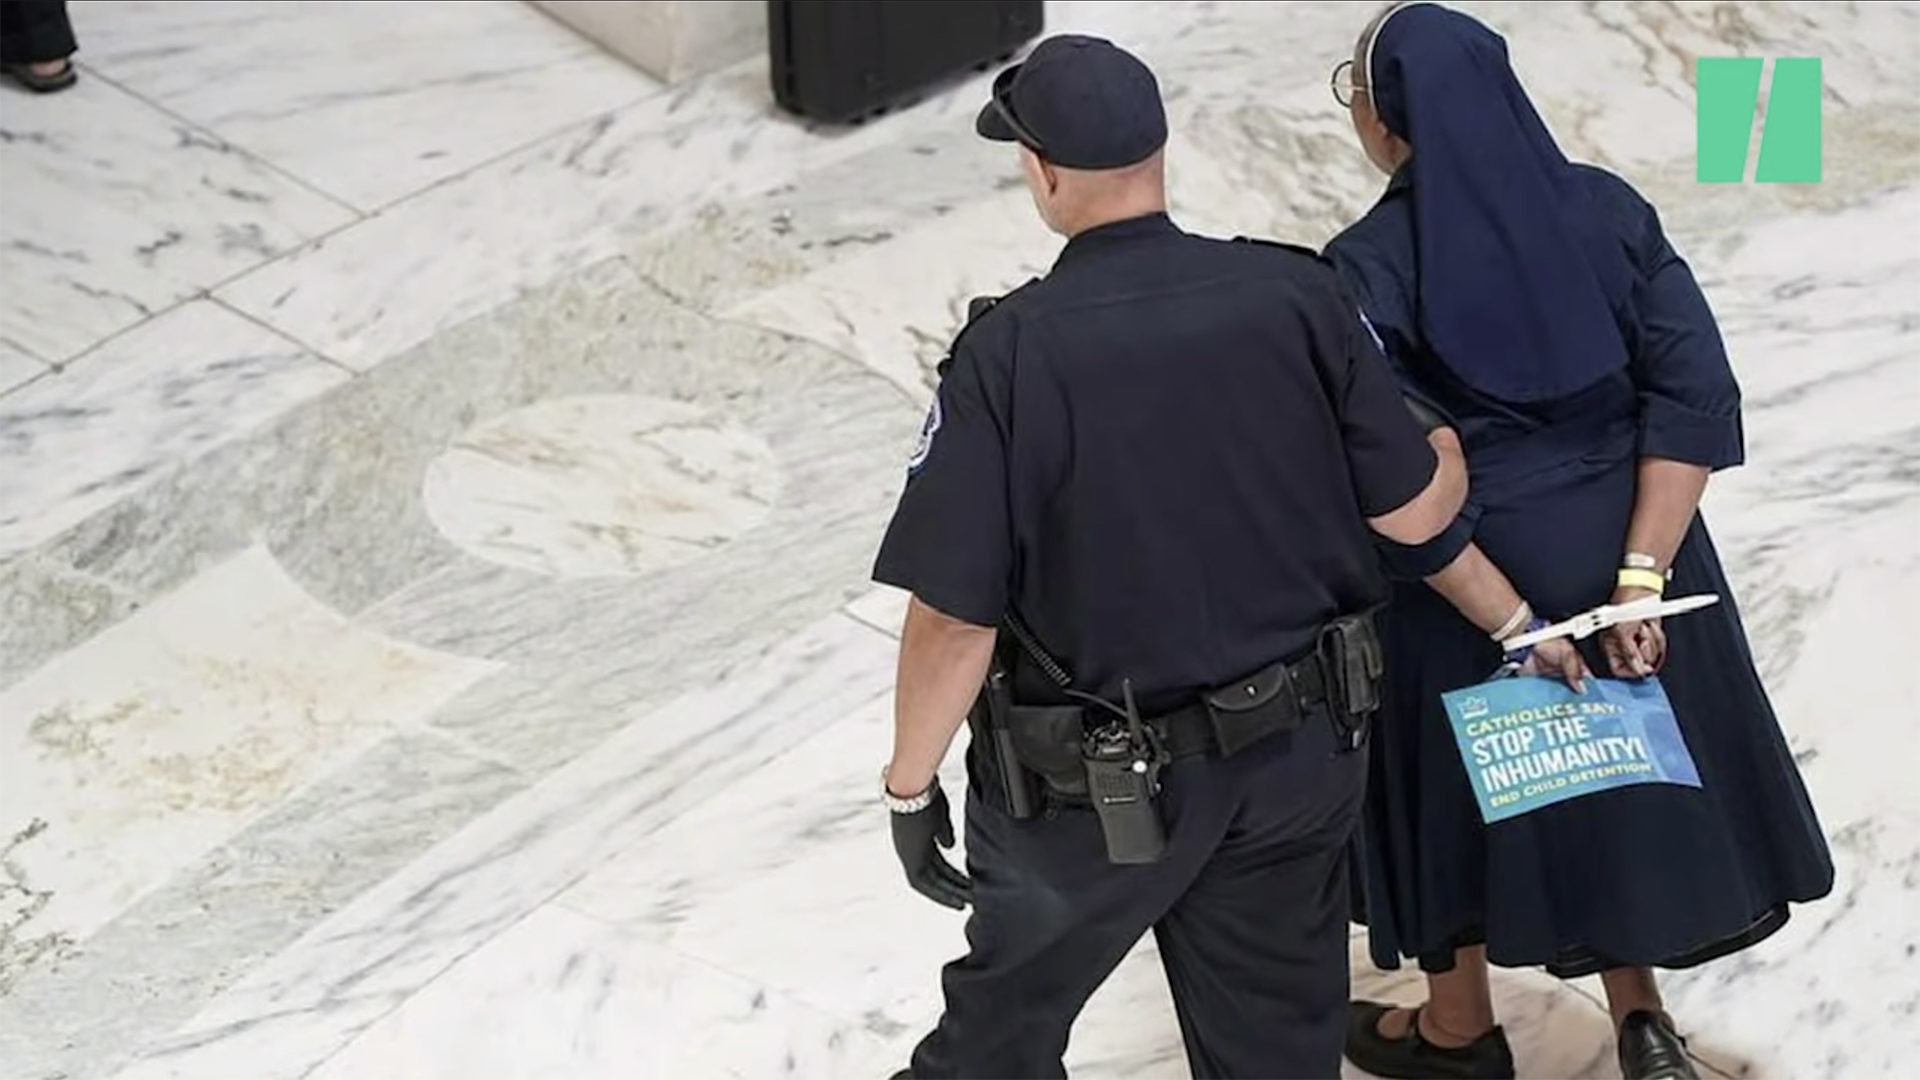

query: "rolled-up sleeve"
xmin=1630 ymin=201 xmax=1745 ymax=469
xmin=1376 ymin=501 xmax=1480 ymax=581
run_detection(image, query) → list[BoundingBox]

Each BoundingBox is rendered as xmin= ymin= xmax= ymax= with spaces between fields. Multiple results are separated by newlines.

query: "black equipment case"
xmin=769 ymin=1 xmax=1045 ymax=125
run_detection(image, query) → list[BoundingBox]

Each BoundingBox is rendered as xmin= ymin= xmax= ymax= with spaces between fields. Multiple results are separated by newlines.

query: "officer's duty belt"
xmin=1000 ymin=649 xmax=1331 ymax=802
xmin=1145 ymin=654 xmax=1329 ymax=759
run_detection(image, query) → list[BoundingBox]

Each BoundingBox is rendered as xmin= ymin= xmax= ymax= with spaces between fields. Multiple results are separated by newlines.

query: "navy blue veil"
xmin=1367 ymin=2 xmax=1637 ymax=404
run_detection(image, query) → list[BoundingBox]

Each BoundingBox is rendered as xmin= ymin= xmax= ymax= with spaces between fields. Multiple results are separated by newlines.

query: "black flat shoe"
xmin=1618 ymin=1010 xmax=1699 ymax=1079
xmin=4 ymin=59 xmax=77 ymax=93
xmin=1345 ymin=1000 xmax=1516 ymax=1079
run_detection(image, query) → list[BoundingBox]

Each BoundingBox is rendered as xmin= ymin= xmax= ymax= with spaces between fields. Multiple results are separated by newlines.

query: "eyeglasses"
xmin=990 ymin=65 xmax=1048 ymax=155
xmin=1330 ymin=59 xmax=1368 ymax=108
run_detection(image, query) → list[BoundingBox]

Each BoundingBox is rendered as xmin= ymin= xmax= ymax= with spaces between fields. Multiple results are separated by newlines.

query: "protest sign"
xmin=1441 ymin=676 xmax=1701 ymax=824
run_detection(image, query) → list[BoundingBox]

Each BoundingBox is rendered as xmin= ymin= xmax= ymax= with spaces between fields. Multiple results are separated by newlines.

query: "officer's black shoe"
xmin=886 ymin=1070 xmax=914 ymax=1080
xmin=1345 ymin=1001 xmax=1516 ymax=1079
xmin=1617 ymin=1010 xmax=1700 ymax=1079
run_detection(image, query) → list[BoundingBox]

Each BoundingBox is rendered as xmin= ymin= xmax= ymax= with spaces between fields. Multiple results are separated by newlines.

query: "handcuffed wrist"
xmin=1491 ymin=600 xmax=1532 ymax=642
xmin=1616 ymin=567 xmax=1667 ymax=596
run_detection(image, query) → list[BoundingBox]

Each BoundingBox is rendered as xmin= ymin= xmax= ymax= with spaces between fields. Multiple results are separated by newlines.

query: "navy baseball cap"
xmin=975 ymin=35 xmax=1168 ymax=170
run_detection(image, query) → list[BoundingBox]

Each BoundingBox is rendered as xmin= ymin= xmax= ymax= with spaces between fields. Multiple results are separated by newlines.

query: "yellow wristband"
xmin=1616 ymin=567 xmax=1667 ymax=595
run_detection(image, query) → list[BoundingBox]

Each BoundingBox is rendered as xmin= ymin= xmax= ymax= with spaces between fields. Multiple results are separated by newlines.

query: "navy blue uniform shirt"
xmin=873 ymin=212 xmax=1437 ymax=711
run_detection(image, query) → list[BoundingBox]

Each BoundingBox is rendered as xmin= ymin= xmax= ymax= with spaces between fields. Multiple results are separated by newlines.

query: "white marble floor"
xmin=3 ymin=2 xmax=1919 ymax=1078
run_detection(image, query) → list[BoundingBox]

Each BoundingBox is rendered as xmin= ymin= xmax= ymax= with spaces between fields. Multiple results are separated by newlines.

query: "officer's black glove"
xmin=890 ymin=782 xmax=972 ymax=910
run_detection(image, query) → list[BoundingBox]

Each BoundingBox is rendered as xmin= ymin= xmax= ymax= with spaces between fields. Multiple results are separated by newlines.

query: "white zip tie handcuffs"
xmin=1502 ymin=593 xmax=1721 ymax=654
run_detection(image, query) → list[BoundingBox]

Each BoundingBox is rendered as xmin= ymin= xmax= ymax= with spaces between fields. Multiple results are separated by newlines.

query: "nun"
xmin=1320 ymin=4 xmax=1835 ymax=1078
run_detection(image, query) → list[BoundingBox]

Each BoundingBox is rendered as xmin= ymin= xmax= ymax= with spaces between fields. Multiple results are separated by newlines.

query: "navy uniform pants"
xmin=908 ymin=711 xmax=1366 ymax=1080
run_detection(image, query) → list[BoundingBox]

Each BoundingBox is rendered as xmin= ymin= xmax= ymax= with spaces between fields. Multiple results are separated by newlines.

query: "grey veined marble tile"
xmin=304 ymin=903 xmax=894 ymax=1080
xmin=208 ymin=50 xmax=991 ymax=374
xmin=0 ymin=544 xmax=502 ymax=1010
xmin=0 ymin=73 xmax=352 ymax=364
xmin=0 ymin=301 xmax=348 ymax=560
xmin=0 ymin=341 xmax=50 ymax=395
xmin=99 ymin=610 xmax=897 ymax=1080
xmin=72 ymin=0 xmax=662 ymax=211
xmin=0 ymin=254 xmax=919 ymax=696
xmin=0 ymin=728 xmax=529 ymax=1080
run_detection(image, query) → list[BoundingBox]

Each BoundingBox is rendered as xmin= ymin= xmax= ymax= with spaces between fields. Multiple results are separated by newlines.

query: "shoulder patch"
xmin=906 ymin=394 xmax=943 ymax=475
xmin=1232 ymin=236 xmax=1332 ymax=266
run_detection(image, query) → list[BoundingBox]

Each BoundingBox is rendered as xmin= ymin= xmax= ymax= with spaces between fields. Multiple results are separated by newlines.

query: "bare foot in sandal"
xmin=6 ymin=57 xmax=77 ymax=92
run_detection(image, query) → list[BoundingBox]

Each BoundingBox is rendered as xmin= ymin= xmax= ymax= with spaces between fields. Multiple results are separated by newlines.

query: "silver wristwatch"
xmin=881 ymin=769 xmax=938 ymax=814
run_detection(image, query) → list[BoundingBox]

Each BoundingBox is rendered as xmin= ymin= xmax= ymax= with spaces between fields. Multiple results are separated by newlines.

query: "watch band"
xmin=881 ymin=769 xmax=937 ymax=814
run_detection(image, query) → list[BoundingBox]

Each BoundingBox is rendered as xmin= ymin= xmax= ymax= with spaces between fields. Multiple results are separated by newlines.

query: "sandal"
xmin=1345 ymin=1000 xmax=1517 ymax=1079
xmin=4 ymin=59 xmax=78 ymax=93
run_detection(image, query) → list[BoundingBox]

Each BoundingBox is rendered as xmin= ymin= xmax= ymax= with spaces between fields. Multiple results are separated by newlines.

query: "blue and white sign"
xmin=1442 ymin=675 xmax=1702 ymax=824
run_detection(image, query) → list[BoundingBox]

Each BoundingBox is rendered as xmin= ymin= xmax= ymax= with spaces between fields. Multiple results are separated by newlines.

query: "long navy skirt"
xmin=1354 ymin=436 xmax=1835 ymax=978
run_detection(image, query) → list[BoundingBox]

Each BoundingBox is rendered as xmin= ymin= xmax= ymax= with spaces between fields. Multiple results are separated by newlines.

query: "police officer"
xmin=873 ymin=34 xmax=1467 ymax=1080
